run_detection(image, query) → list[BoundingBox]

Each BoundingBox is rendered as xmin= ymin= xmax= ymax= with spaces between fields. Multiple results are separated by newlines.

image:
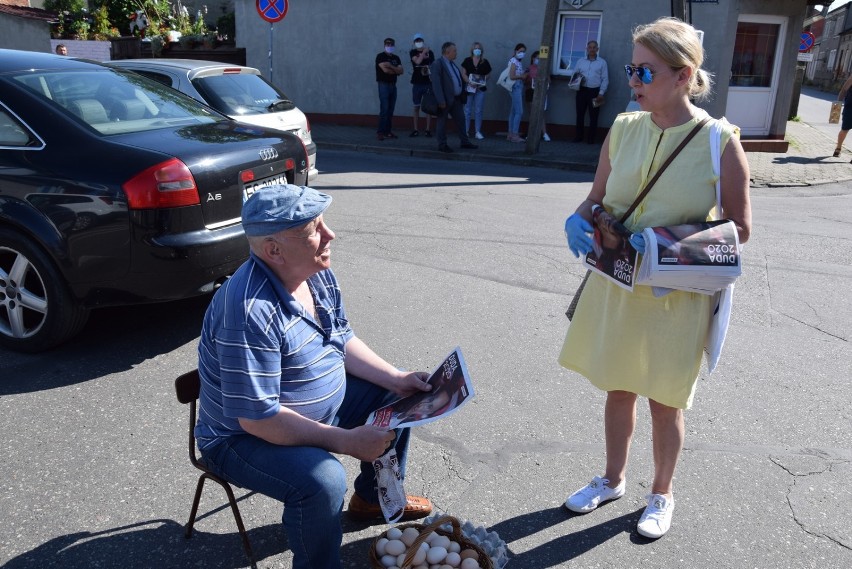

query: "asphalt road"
xmin=1 ymin=150 xmax=850 ymax=568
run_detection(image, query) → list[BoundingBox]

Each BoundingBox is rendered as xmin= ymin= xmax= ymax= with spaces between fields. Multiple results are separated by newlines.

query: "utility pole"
xmin=525 ymin=0 xmax=560 ymax=155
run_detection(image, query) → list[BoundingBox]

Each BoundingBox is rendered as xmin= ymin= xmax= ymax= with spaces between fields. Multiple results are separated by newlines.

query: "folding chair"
xmin=174 ymin=369 xmax=256 ymax=568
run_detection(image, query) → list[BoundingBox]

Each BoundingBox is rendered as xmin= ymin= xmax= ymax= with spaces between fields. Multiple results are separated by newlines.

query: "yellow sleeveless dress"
xmin=558 ymin=111 xmax=738 ymax=409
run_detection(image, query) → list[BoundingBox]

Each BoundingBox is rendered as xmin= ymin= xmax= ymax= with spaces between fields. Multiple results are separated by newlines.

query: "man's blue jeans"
xmin=199 ymin=374 xmax=410 ymax=569
xmin=377 ymin=81 xmax=397 ymax=134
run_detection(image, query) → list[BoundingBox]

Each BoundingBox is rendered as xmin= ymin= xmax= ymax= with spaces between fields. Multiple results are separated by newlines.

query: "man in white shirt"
xmin=572 ymin=41 xmax=609 ymax=144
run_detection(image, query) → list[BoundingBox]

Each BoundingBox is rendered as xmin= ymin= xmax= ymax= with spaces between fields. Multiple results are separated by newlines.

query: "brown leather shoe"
xmin=347 ymin=492 xmax=432 ymax=522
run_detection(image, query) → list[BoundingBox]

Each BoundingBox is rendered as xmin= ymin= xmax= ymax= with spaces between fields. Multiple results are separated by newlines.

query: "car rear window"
xmin=12 ymin=69 xmax=222 ymax=135
xmin=192 ymin=73 xmax=296 ymax=117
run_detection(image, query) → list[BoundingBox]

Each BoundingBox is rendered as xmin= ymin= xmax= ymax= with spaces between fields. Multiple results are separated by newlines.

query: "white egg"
xmin=460 ymin=558 xmax=479 ymax=569
xmin=425 ymin=545 xmax=448 ymax=565
xmin=444 ymin=551 xmax=461 ymax=567
xmin=410 ymin=542 xmax=429 ymax=565
xmin=401 ymin=526 xmax=421 ymax=546
xmin=425 ymin=532 xmax=438 ymax=544
xmin=380 ymin=553 xmax=398 ymax=567
xmin=397 ymin=553 xmax=409 ymax=567
xmin=375 ymin=537 xmax=389 ymax=556
xmin=432 ymin=535 xmax=452 ymax=550
xmin=447 ymin=541 xmax=461 ymax=553
xmin=386 ymin=527 xmax=403 ymax=540
xmin=384 ymin=539 xmax=406 ymax=557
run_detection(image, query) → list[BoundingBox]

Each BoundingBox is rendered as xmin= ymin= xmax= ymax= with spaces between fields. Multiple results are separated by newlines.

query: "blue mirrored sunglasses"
xmin=624 ymin=65 xmax=654 ymax=84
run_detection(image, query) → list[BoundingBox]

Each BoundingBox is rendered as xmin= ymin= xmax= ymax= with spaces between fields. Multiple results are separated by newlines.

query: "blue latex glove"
xmin=629 ymin=233 xmax=646 ymax=254
xmin=564 ymin=213 xmax=593 ymax=258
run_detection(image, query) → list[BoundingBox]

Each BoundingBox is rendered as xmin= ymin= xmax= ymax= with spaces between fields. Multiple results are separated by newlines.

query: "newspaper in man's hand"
xmin=636 ymin=219 xmax=741 ymax=294
xmin=367 ymin=347 xmax=474 ymax=524
xmin=366 ymin=347 xmax=474 ymax=430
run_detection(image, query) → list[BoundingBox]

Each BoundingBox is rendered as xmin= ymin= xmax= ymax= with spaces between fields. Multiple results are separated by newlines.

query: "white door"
xmin=725 ymin=15 xmax=787 ymax=136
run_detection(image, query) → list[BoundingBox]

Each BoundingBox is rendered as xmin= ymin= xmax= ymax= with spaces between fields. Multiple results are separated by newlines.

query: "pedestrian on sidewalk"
xmin=461 ymin=41 xmax=492 ymax=140
xmin=409 ymin=33 xmax=435 ymax=138
xmin=430 ymin=41 xmax=478 ymax=153
xmin=375 ymin=37 xmax=404 ymax=141
xmin=832 ymin=74 xmax=852 ymax=161
xmin=560 ymin=17 xmax=751 ymax=540
xmin=572 ymin=40 xmax=609 ymax=144
xmin=505 ymin=43 xmax=528 ymax=143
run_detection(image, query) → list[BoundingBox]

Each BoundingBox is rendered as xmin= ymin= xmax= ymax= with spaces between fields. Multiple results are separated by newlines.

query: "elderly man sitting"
xmin=196 ymin=184 xmax=433 ymax=569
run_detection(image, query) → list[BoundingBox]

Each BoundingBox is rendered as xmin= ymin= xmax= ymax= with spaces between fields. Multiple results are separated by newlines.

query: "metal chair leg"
xmin=185 ymin=473 xmax=256 ymax=568
xmin=219 ymin=478 xmax=256 ymax=568
xmin=185 ymin=474 xmax=207 ymax=538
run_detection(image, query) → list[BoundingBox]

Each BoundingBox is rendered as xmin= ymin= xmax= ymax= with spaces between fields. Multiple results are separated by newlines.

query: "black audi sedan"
xmin=0 ymin=49 xmax=310 ymax=352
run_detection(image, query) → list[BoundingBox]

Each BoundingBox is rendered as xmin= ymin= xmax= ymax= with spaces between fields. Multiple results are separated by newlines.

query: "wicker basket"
xmin=369 ymin=515 xmax=493 ymax=569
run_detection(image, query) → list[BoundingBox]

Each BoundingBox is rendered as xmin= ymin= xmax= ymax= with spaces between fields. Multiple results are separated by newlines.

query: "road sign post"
xmin=256 ymin=0 xmax=289 ymax=82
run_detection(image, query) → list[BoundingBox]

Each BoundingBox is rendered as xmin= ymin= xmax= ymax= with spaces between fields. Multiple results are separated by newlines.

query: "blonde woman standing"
xmin=560 ymin=18 xmax=751 ymax=539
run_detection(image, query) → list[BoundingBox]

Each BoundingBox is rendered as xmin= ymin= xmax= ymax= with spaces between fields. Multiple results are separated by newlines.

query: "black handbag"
xmin=566 ymin=117 xmax=710 ymax=320
xmin=420 ymin=88 xmax=439 ymax=117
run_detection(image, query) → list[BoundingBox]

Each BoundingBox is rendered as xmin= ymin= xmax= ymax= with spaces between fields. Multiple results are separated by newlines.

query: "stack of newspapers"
xmin=635 ymin=220 xmax=741 ymax=295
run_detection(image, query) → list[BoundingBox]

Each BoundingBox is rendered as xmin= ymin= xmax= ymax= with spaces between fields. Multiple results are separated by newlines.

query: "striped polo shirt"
xmin=195 ymin=253 xmax=354 ymax=451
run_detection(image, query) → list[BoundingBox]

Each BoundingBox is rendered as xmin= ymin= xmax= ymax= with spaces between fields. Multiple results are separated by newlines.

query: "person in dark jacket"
xmin=429 ymin=42 xmax=478 ymax=153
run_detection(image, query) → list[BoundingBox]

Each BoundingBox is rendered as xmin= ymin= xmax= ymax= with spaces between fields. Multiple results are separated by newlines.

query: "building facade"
xmin=234 ymin=0 xmax=816 ymax=141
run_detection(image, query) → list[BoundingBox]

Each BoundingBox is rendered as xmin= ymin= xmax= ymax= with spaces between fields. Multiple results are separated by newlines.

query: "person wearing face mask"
xmin=460 ymin=42 xmax=492 ymax=140
xmin=409 ymin=34 xmax=435 ymax=138
xmin=375 ymin=37 xmax=404 ymax=141
xmin=572 ymin=40 xmax=609 ymax=144
xmin=506 ymin=43 xmax=529 ymax=143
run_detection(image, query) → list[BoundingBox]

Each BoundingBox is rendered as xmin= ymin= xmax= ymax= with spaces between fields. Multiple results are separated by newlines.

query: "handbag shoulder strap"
xmin=618 ymin=116 xmax=711 ymax=224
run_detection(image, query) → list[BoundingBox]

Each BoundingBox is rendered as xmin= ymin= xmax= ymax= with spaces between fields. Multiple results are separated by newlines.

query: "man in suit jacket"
xmin=430 ymin=42 xmax=478 ymax=153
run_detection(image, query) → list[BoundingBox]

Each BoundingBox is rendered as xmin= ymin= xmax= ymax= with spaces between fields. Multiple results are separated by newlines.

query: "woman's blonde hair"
xmin=633 ymin=17 xmax=713 ymax=101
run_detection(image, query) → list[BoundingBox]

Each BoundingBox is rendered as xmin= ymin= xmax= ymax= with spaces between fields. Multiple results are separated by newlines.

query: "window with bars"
xmin=554 ymin=11 xmax=602 ymax=76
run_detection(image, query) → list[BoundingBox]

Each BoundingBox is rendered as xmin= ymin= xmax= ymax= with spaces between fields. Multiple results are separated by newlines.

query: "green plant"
xmin=91 ymin=5 xmax=118 ymax=39
xmin=71 ymin=16 xmax=90 ymax=39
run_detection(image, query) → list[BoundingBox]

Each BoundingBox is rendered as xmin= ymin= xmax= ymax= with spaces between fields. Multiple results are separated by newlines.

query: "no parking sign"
xmin=256 ymin=0 xmax=288 ymax=23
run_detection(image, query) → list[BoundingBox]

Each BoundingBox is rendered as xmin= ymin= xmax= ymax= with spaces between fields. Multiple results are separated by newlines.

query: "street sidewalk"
xmin=312 ymin=118 xmax=852 ymax=188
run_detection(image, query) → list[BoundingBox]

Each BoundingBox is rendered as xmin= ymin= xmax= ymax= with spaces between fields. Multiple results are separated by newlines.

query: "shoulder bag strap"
xmin=618 ymin=116 xmax=711 ymax=224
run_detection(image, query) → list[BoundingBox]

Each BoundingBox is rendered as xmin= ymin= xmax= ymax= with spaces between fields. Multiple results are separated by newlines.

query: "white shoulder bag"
xmin=705 ymin=118 xmax=735 ymax=374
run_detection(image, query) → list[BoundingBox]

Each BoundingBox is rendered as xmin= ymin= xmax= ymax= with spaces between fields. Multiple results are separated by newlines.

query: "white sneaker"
xmin=543 ymin=133 xmax=551 ymax=142
xmin=475 ymin=132 xmax=485 ymax=140
xmin=564 ymin=476 xmax=625 ymax=513
xmin=637 ymin=493 xmax=674 ymax=538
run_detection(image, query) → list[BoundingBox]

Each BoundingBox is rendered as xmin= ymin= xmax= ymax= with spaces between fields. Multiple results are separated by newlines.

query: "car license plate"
xmin=243 ymin=174 xmax=288 ymax=202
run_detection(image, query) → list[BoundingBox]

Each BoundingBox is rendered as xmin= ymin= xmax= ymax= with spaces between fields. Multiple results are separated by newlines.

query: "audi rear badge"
xmin=259 ymin=148 xmax=278 ymax=161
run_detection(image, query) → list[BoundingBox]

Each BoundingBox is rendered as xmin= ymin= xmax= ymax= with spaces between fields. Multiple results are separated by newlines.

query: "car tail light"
xmin=305 ymin=116 xmax=311 ymax=134
xmin=122 ymin=158 xmax=200 ymax=209
xmin=223 ymin=68 xmax=242 ymax=74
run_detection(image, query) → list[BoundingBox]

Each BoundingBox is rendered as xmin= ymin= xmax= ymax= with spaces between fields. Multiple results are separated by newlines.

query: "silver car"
xmin=108 ymin=59 xmax=318 ymax=182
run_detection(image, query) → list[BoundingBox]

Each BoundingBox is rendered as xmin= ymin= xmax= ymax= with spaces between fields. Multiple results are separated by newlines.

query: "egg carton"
xmin=421 ymin=513 xmax=509 ymax=569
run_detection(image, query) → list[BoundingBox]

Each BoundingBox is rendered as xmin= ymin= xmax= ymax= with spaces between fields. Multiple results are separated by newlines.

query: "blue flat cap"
xmin=241 ymin=184 xmax=332 ymax=237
